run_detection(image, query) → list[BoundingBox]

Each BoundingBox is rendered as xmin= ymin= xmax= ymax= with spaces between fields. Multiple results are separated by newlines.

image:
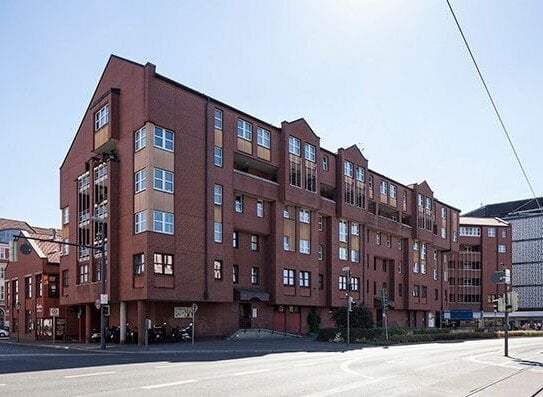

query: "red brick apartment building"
xmin=446 ymin=217 xmax=512 ymax=323
xmin=4 ymin=227 xmax=63 ymax=341
xmin=59 ymin=55 xmax=462 ymax=342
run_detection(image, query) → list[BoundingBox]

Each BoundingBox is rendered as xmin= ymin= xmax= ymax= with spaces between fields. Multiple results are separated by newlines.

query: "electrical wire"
xmin=446 ymin=0 xmax=542 ymax=212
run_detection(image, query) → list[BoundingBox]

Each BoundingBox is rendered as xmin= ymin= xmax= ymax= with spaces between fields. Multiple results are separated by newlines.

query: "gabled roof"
xmin=21 ymin=230 xmax=62 ymax=264
xmin=0 ymin=218 xmax=34 ymax=232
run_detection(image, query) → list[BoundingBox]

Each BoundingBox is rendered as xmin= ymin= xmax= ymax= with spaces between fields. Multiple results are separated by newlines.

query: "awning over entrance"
xmin=234 ymin=287 xmax=270 ymax=302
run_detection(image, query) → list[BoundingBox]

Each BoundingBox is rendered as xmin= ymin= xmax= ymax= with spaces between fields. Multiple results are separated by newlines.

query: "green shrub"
xmin=307 ymin=308 xmax=321 ymax=334
xmin=332 ymin=304 xmax=374 ymax=329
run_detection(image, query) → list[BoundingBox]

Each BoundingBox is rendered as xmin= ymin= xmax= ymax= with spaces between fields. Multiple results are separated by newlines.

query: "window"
xmin=235 ymin=194 xmax=244 ymax=213
xmin=233 ymin=264 xmax=239 ymax=284
xmin=214 ymin=109 xmax=223 ymax=129
xmin=350 ymin=249 xmax=359 ymax=263
xmin=390 ymin=184 xmax=397 ymax=199
xmin=304 ymin=143 xmax=316 ymax=162
xmin=441 ymin=207 xmax=447 ymax=219
xmin=299 ymin=271 xmax=310 ymax=288
xmin=214 ymin=146 xmax=223 ymax=167
xmin=344 ymin=161 xmax=353 ymax=177
xmin=488 ymin=227 xmax=496 ymax=237
xmin=380 ymin=181 xmax=388 ymax=195
xmin=153 ymin=210 xmax=174 ymax=234
xmin=154 ymin=168 xmax=174 ymax=193
xmin=355 ymin=167 xmax=365 ymax=182
xmin=318 ymin=215 xmax=324 ymax=231
xmin=421 ymin=286 xmax=427 ymax=299
xmin=339 ymin=247 xmax=348 ymax=261
xmin=319 ymin=274 xmax=324 ymax=290
xmin=135 ymin=127 xmax=146 ymax=151
xmin=154 ymin=126 xmax=174 ymax=151
xmin=232 ymin=231 xmax=239 ymax=248
xmin=237 ymin=119 xmax=252 ymax=141
xmin=338 ymin=275 xmax=348 ymax=290
xmin=288 ymin=136 xmax=301 ymax=156
xmin=386 ymin=235 xmax=391 ymax=248
xmin=214 ymin=223 xmax=223 ymax=243
xmin=251 ymin=267 xmax=259 ymax=285
xmin=283 ymin=236 xmax=291 ymax=251
xmin=62 ymin=238 xmax=69 ymax=255
xmin=413 ymin=262 xmax=420 ymax=273
xmin=256 ymin=200 xmax=264 ymax=217
xmin=501 ymin=229 xmax=507 ymax=238
xmin=322 ymin=155 xmax=329 ymax=171
xmin=398 ymin=283 xmax=403 ymax=297
xmin=79 ymin=263 xmax=89 ymax=284
xmin=251 ymin=235 xmax=259 ymax=251
xmin=283 ymin=269 xmax=295 ymax=286
xmin=25 ymin=276 xmax=32 ymax=299
xmin=498 ymin=244 xmax=506 ymax=253
xmin=35 ymin=275 xmax=42 ymax=298
xmin=95 ymin=104 xmax=109 ymax=130
xmin=459 ymin=227 xmax=481 ymax=237
xmin=135 ymin=211 xmax=146 ymax=234
xmin=135 ymin=169 xmax=146 ymax=193
xmin=434 ymin=288 xmax=439 ymax=300
xmin=154 ymin=253 xmax=173 ymax=275
xmin=62 ymin=207 xmax=69 ymax=225
xmin=376 ymin=232 xmax=381 ymax=246
xmin=134 ymin=253 xmax=144 ymax=275
xmin=214 ymin=184 xmax=223 ymax=205
xmin=433 ymin=268 xmax=438 ymax=280
xmin=318 ymin=244 xmax=324 ymax=260
xmin=339 ymin=220 xmax=348 ymax=242
xmin=413 ymin=284 xmax=420 ymax=297
xmin=299 ymin=239 xmax=310 ymax=254
xmin=299 ymin=209 xmax=310 ymax=224
xmin=214 ymin=260 xmax=223 ymax=280
xmin=351 ymin=223 xmax=359 ymax=236
xmin=351 ymin=277 xmax=360 ymax=292
xmin=257 ymin=127 xmax=270 ymax=148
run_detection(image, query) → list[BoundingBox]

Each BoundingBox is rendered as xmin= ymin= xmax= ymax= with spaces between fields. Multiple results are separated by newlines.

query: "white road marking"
xmin=301 ymin=378 xmax=384 ymax=397
xmin=141 ymin=379 xmax=197 ymax=389
xmin=293 ymin=362 xmax=319 ymax=367
xmin=0 ymin=384 xmax=6 ymax=386
xmin=231 ymin=368 xmax=271 ymax=376
xmin=339 ymin=358 xmax=374 ymax=378
xmin=64 ymin=371 xmax=116 ymax=379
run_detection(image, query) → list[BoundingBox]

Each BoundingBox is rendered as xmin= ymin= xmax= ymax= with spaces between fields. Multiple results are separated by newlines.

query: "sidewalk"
xmin=3 ymin=336 xmax=363 ymax=354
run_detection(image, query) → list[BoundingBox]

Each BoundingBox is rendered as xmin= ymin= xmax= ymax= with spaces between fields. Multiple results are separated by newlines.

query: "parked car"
xmin=0 ymin=329 xmax=9 ymax=337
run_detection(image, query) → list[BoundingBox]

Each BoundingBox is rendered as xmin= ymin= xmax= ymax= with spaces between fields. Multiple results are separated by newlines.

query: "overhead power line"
xmin=445 ymin=0 xmax=542 ymax=211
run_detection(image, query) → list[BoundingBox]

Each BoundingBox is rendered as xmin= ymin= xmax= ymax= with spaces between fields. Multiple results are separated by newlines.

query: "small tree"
xmin=307 ymin=307 xmax=321 ymax=333
xmin=333 ymin=304 xmax=374 ymax=329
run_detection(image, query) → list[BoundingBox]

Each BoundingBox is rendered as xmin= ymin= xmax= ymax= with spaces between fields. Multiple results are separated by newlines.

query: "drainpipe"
xmin=203 ymin=98 xmax=210 ymax=300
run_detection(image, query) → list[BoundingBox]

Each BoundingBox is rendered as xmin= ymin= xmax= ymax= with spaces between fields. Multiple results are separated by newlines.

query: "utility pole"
xmin=343 ymin=266 xmax=351 ymax=347
xmin=503 ymin=265 xmax=510 ymax=357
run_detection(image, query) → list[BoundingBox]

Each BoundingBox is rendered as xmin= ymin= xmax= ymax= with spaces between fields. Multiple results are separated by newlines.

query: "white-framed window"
xmin=299 ymin=239 xmax=310 ymax=254
xmin=351 ymin=277 xmax=360 ymax=291
xmin=154 ymin=126 xmax=174 ymax=151
xmin=232 ymin=230 xmax=239 ymax=248
xmin=153 ymin=253 xmax=174 ymax=275
xmin=433 ymin=269 xmax=438 ymax=280
xmin=318 ymin=244 xmax=324 ymax=260
xmin=62 ymin=238 xmax=70 ymax=255
xmin=380 ymin=181 xmax=388 ymax=195
xmin=355 ymin=166 xmax=365 ymax=182
xmin=421 ymin=263 xmax=426 ymax=274
xmin=62 ymin=207 xmax=70 ymax=225
xmin=459 ymin=227 xmax=481 ymax=237
xmin=134 ymin=253 xmax=145 ymax=275
xmin=257 ymin=127 xmax=270 ymax=148
xmin=135 ymin=211 xmax=146 ymax=234
xmin=433 ymin=250 xmax=438 ymax=260
xmin=95 ymin=104 xmax=109 ymax=130
xmin=235 ymin=194 xmax=244 ymax=213
xmin=498 ymin=244 xmax=506 ymax=253
xmin=299 ymin=271 xmax=310 ymax=288
xmin=154 ymin=168 xmax=174 ymax=193
xmin=350 ymin=249 xmax=359 ymax=263
xmin=390 ymin=184 xmax=397 ymax=199
xmin=304 ymin=143 xmax=316 ymax=162
xmin=441 ymin=227 xmax=446 ymax=239
xmin=251 ymin=267 xmax=259 ymax=285
xmin=299 ymin=209 xmax=310 ymax=224
xmin=376 ymin=232 xmax=381 ymax=245
xmin=213 ymin=260 xmax=223 ymax=280
xmin=425 ymin=197 xmax=432 ymax=210
xmin=213 ymin=184 xmax=223 ymax=205
xmin=322 ymin=155 xmax=329 ymax=171
xmin=351 ymin=222 xmax=359 ymax=236
xmin=441 ymin=207 xmax=447 ymax=219
xmin=135 ymin=169 xmax=146 ymax=193
xmin=214 ymin=223 xmax=223 ymax=243
xmin=283 ymin=236 xmax=291 ymax=251
xmin=214 ymin=146 xmax=223 ymax=167
xmin=386 ymin=235 xmax=391 ymax=248
xmin=339 ymin=220 xmax=348 ymax=242
xmin=413 ymin=262 xmax=420 ymax=273
xmin=344 ymin=161 xmax=353 ymax=177
xmin=153 ymin=210 xmax=174 ymax=234
xmin=256 ymin=200 xmax=264 ymax=217
xmin=214 ymin=109 xmax=223 ymax=130
xmin=289 ymin=136 xmax=301 ymax=156
xmin=501 ymin=229 xmax=507 ymax=238
xmin=135 ymin=127 xmax=146 ymax=151
xmin=237 ymin=119 xmax=252 ymax=141
xmin=421 ymin=243 xmax=427 ymax=260
xmin=413 ymin=241 xmax=419 ymax=251
xmin=338 ymin=275 xmax=348 ymax=290
xmin=339 ymin=246 xmax=348 ymax=261
xmin=488 ymin=227 xmax=496 ymax=237
xmin=318 ymin=215 xmax=324 ymax=231
xmin=283 ymin=269 xmax=295 ymax=286
xmin=251 ymin=235 xmax=259 ymax=251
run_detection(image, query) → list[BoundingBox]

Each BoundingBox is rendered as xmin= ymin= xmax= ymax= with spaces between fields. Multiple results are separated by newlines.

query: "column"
xmin=119 ymin=301 xmax=127 ymax=344
xmin=137 ymin=300 xmax=146 ymax=346
xmin=85 ymin=304 xmax=92 ymax=343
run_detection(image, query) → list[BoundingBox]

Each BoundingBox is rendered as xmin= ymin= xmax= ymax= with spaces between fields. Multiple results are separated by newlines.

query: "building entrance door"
xmin=239 ymin=303 xmax=252 ymax=329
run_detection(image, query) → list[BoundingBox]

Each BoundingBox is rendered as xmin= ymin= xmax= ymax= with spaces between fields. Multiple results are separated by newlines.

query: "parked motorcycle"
xmin=106 ymin=326 xmax=120 ymax=343
xmin=90 ymin=329 xmax=101 ymax=343
xmin=149 ymin=322 xmax=167 ymax=343
xmin=172 ymin=323 xmax=193 ymax=343
xmin=126 ymin=324 xmax=138 ymax=344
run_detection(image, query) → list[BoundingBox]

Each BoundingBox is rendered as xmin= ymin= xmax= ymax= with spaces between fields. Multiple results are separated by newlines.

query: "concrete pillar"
xmin=85 ymin=304 xmax=92 ymax=343
xmin=137 ymin=300 xmax=146 ymax=346
xmin=119 ymin=301 xmax=127 ymax=344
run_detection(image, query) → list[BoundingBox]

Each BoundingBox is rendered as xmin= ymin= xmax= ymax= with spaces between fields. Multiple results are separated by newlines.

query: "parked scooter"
xmin=126 ymin=324 xmax=138 ymax=344
xmin=149 ymin=322 xmax=167 ymax=343
xmin=90 ymin=329 xmax=101 ymax=343
xmin=172 ymin=323 xmax=193 ymax=343
xmin=106 ymin=326 xmax=120 ymax=343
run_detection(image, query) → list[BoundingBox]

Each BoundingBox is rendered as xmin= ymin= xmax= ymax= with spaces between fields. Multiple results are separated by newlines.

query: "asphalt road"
xmin=0 ymin=337 xmax=542 ymax=396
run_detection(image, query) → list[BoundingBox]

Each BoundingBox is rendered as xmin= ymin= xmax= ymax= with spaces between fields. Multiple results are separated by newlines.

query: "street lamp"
xmin=342 ymin=266 xmax=351 ymax=347
xmin=92 ymin=216 xmax=107 ymax=351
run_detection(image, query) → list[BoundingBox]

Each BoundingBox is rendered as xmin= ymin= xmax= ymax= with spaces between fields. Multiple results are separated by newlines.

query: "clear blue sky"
xmin=1 ymin=0 xmax=541 ymax=228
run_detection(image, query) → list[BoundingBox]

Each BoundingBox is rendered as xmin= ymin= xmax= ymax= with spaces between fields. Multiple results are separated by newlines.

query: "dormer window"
xmin=95 ymin=105 xmax=109 ymax=130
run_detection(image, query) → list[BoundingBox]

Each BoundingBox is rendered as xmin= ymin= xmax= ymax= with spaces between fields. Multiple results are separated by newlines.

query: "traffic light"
xmin=103 ymin=305 xmax=110 ymax=316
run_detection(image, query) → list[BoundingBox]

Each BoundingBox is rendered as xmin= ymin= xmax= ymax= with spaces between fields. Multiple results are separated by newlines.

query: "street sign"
xmin=100 ymin=294 xmax=109 ymax=304
xmin=50 ymin=307 xmax=60 ymax=317
xmin=192 ymin=303 xmax=199 ymax=313
xmin=174 ymin=306 xmax=193 ymax=318
xmin=95 ymin=299 xmax=101 ymax=310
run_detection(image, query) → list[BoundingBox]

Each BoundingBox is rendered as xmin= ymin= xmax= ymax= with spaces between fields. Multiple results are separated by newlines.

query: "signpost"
xmin=491 ymin=266 xmax=514 ymax=357
xmin=342 ymin=266 xmax=351 ymax=347
xmin=382 ymin=287 xmax=389 ymax=342
xmin=50 ymin=307 xmax=59 ymax=344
